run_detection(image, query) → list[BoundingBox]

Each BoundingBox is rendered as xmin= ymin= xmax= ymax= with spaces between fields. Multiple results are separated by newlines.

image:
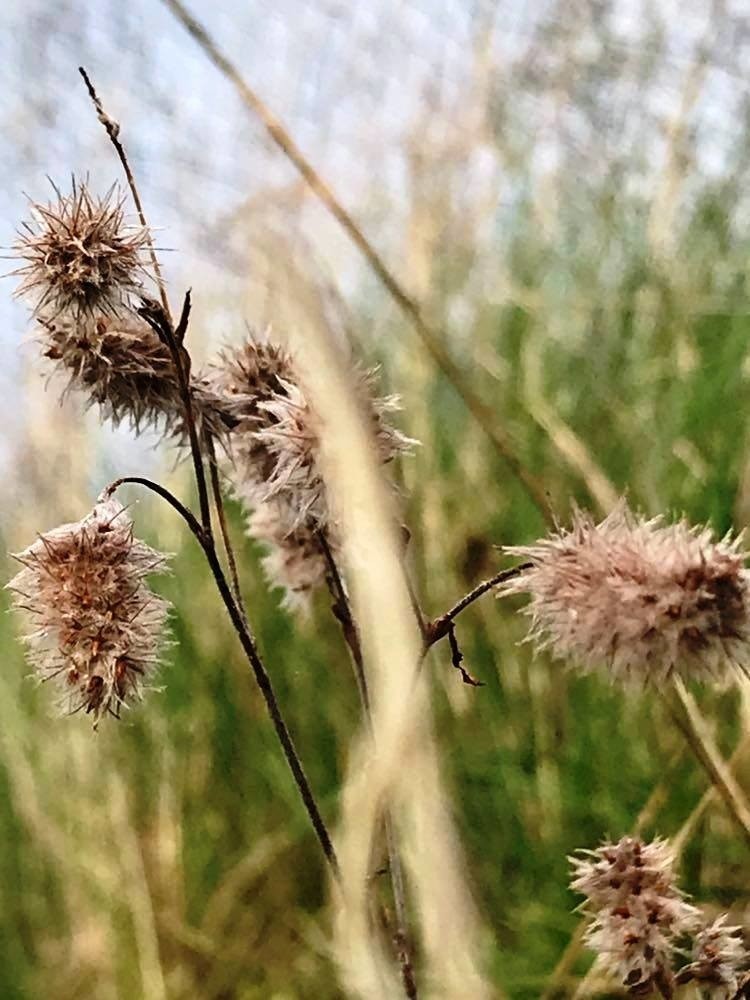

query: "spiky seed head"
xmin=499 ymin=501 xmax=750 ymax=685
xmin=571 ymin=836 xmax=699 ymax=997
xmin=252 ymin=364 xmax=417 ymax=528
xmin=247 ymin=498 xmax=334 ymax=614
xmin=6 ymin=498 xmax=170 ymax=724
xmin=13 ymin=180 xmax=150 ymax=319
xmin=205 ymin=332 xmax=296 ymax=495
xmin=570 ymin=836 xmax=680 ymax=910
xmin=37 ymin=312 xmax=231 ymax=441
xmin=677 ymin=916 xmax=749 ymax=998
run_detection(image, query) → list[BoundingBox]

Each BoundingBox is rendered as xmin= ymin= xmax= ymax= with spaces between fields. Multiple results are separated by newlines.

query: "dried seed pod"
xmin=7 ymin=498 xmax=170 ymax=724
xmin=14 ymin=179 xmax=150 ymax=319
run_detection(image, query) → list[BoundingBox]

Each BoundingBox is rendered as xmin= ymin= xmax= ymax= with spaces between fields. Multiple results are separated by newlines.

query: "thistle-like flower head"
xmin=571 ymin=836 xmax=699 ymax=997
xmin=677 ymin=915 xmax=749 ymax=998
xmin=14 ymin=180 xmax=150 ymax=319
xmin=500 ymin=502 xmax=750 ymax=685
xmin=7 ymin=498 xmax=170 ymax=724
xmin=39 ymin=311 xmax=230 ymax=440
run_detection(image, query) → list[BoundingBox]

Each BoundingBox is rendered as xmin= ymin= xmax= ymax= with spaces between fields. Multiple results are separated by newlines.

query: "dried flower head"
xmin=247 ymin=498 xmax=333 ymax=614
xmin=500 ymin=502 xmax=750 ymax=685
xmin=7 ymin=498 xmax=170 ymax=723
xmin=14 ymin=180 xmax=150 ymax=319
xmin=206 ymin=331 xmax=296 ymax=495
xmin=570 ymin=836 xmax=681 ymax=910
xmin=571 ymin=836 xmax=699 ymax=997
xmin=210 ymin=332 xmax=416 ymax=530
xmin=252 ymin=364 xmax=416 ymax=526
xmin=37 ymin=311 xmax=230 ymax=440
xmin=677 ymin=915 xmax=749 ymax=998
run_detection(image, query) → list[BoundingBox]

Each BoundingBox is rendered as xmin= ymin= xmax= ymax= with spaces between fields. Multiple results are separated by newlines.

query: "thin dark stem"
xmin=101 ymin=476 xmax=205 ymax=542
xmin=426 ymin=562 xmax=531 ymax=646
xmin=316 ymin=531 xmax=417 ymax=999
xmin=138 ymin=293 xmax=213 ymax=536
xmin=205 ymin=430 xmax=248 ymax=625
xmin=78 ymin=66 xmax=171 ymax=320
xmin=318 ymin=531 xmax=371 ymax=716
xmin=105 ymin=476 xmax=340 ymax=878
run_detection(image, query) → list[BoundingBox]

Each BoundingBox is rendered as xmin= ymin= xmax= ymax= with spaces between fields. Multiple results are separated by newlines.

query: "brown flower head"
xmin=252 ymin=364 xmax=416 ymax=527
xmin=7 ymin=498 xmax=170 ymax=724
xmin=205 ymin=331 xmax=295 ymax=497
xmin=210 ymin=331 xmax=416 ymax=530
xmin=247 ymin=498 xmax=334 ymax=614
xmin=677 ymin=915 xmax=749 ymax=998
xmin=39 ymin=311 xmax=230 ymax=440
xmin=571 ymin=836 xmax=699 ymax=997
xmin=14 ymin=180 xmax=150 ymax=319
xmin=499 ymin=502 xmax=750 ymax=685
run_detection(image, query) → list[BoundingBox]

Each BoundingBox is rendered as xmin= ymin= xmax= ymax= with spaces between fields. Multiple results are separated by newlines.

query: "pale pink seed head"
xmin=7 ymin=499 xmax=170 ymax=724
xmin=247 ymin=497 xmax=334 ymax=615
xmin=571 ymin=835 xmax=699 ymax=997
xmin=500 ymin=502 xmax=750 ymax=685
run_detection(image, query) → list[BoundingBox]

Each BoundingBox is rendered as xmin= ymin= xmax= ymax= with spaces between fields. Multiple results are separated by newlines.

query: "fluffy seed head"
xmin=247 ymin=498 xmax=333 ymax=614
xmin=210 ymin=332 xmax=416 ymax=530
xmin=37 ymin=312 xmax=231 ymax=440
xmin=677 ymin=915 xmax=749 ymax=998
xmin=7 ymin=499 xmax=170 ymax=724
xmin=14 ymin=180 xmax=150 ymax=319
xmin=252 ymin=364 xmax=416 ymax=527
xmin=206 ymin=332 xmax=296 ymax=494
xmin=571 ymin=836 xmax=699 ymax=997
xmin=570 ymin=836 xmax=682 ymax=910
xmin=500 ymin=502 xmax=750 ymax=685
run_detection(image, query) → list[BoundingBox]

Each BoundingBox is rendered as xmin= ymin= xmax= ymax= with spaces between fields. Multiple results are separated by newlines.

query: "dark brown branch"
xmin=78 ymin=66 xmax=171 ymax=319
xmin=159 ymin=0 xmax=554 ymax=527
xmin=204 ymin=430 xmax=248 ymax=626
xmin=138 ymin=293 xmax=212 ymax=536
xmin=104 ymin=475 xmax=340 ymax=878
xmin=425 ymin=562 xmax=531 ymax=646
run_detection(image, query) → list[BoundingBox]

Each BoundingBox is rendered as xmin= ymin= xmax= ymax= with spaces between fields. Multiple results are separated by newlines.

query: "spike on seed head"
xmin=499 ymin=501 xmax=750 ymax=686
xmin=677 ymin=915 xmax=749 ymax=997
xmin=13 ymin=179 xmax=151 ymax=319
xmin=6 ymin=498 xmax=170 ymax=725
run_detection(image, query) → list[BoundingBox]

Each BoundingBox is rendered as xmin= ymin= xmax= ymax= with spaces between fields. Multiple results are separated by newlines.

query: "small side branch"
xmin=425 ymin=562 xmax=530 ymax=646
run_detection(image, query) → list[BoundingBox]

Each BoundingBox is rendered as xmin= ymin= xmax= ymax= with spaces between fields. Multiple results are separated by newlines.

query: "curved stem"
xmin=106 ymin=476 xmax=340 ymax=878
xmin=426 ymin=562 xmax=531 ymax=645
xmin=204 ymin=430 xmax=248 ymax=626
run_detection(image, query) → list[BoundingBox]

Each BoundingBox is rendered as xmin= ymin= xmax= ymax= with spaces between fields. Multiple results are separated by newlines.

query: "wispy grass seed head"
xmin=500 ymin=502 xmax=750 ymax=685
xmin=248 ymin=498 xmax=333 ymax=614
xmin=7 ymin=498 xmax=170 ymax=724
xmin=14 ymin=179 xmax=150 ymax=320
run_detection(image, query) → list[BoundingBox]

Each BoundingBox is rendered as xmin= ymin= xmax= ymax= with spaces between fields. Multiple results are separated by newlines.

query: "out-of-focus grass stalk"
xmin=276 ymin=272 xmax=494 ymax=998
